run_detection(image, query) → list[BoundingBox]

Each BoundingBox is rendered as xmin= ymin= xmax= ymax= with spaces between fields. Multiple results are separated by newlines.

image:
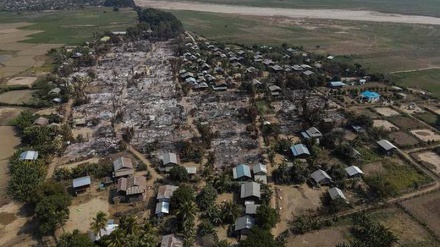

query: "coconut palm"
xmin=220 ymin=201 xmax=242 ymax=224
xmin=90 ymin=211 xmax=108 ymax=239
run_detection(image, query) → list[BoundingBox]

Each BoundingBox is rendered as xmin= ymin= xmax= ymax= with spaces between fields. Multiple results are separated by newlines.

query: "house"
xmin=351 ymin=125 xmax=364 ymax=133
xmin=89 ymin=219 xmax=118 ymax=241
xmin=186 ymin=167 xmax=197 ymax=176
xmin=360 ymin=91 xmax=381 ymax=103
xmin=33 ymin=117 xmax=49 ymax=126
xmin=345 ymin=165 xmax=364 ymax=178
xmin=157 ymin=185 xmax=179 ymax=202
xmin=194 ymin=82 xmax=209 ymax=90
xmin=155 ymin=201 xmax=170 ymax=217
xmin=292 ymin=65 xmax=303 ymax=71
xmin=303 ymin=70 xmax=315 ymax=76
xmin=328 ymin=187 xmax=347 ymax=201
xmin=212 ymin=81 xmax=228 ymax=91
xmin=253 ymin=163 xmax=267 ymax=175
xmin=72 ymin=176 xmax=91 ymax=194
xmin=377 ymin=139 xmax=397 ymax=156
xmin=235 ymin=215 xmax=255 ymax=235
xmin=301 ymin=127 xmax=323 ymax=142
xmin=117 ymin=176 xmax=147 ymax=202
xmin=328 ymin=81 xmax=347 ymax=88
xmin=19 ymin=150 xmax=39 ymax=161
xmin=113 ymin=157 xmax=134 ymax=178
xmin=162 ymin=152 xmax=179 ymax=172
xmin=268 ymin=85 xmax=282 ymax=97
xmin=290 ymin=144 xmax=311 ymax=158
xmin=161 ymin=234 xmax=183 ymax=247
xmin=245 ymin=204 xmax=260 ymax=215
xmin=233 ymin=164 xmax=252 ymax=180
xmin=240 ymin=182 xmax=261 ymax=200
xmin=271 ymin=65 xmax=284 ymax=72
xmin=310 ymin=169 xmax=332 ymax=185
xmin=180 ymin=72 xmax=194 ymax=79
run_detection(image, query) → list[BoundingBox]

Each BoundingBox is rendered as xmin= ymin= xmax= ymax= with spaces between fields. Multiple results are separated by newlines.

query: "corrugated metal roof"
xmin=245 ymin=204 xmax=260 ymax=214
xmin=345 ymin=166 xmax=364 ymax=177
xmin=19 ymin=151 xmax=38 ymax=161
xmin=377 ymin=139 xmax=397 ymax=151
xmin=235 ymin=215 xmax=255 ymax=231
xmin=290 ymin=144 xmax=310 ymax=156
xmin=157 ymin=185 xmax=179 ymax=201
xmin=253 ymin=163 xmax=267 ymax=175
xmin=240 ymin=182 xmax=261 ymax=199
xmin=161 ymin=234 xmax=183 ymax=247
xmin=328 ymin=187 xmax=347 ymax=201
xmin=361 ymin=90 xmax=380 ymax=98
xmin=162 ymin=153 xmax=178 ymax=165
xmin=233 ymin=164 xmax=252 ymax=179
xmin=155 ymin=201 xmax=170 ymax=215
xmin=72 ymin=176 xmax=91 ymax=188
xmin=113 ymin=157 xmax=133 ymax=171
xmin=310 ymin=169 xmax=332 ymax=184
xmin=117 ymin=176 xmax=146 ymax=195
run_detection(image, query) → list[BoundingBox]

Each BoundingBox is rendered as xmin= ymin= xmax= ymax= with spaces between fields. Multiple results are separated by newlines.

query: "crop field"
xmin=388 ymin=131 xmax=420 ymax=147
xmin=401 ymin=190 xmax=440 ymax=238
xmin=0 ymin=126 xmax=20 ymax=202
xmin=0 ymin=90 xmax=35 ymax=105
xmin=391 ymin=69 xmax=440 ymax=98
xmin=410 ymin=129 xmax=440 ymax=142
xmin=413 ymin=151 xmax=440 ymax=175
xmin=388 ymin=115 xmax=426 ymax=131
xmin=162 ymin=0 xmax=440 ymax=17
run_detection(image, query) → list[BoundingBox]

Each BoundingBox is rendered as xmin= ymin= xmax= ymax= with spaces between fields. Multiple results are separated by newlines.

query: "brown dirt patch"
xmin=0 ymin=212 xmax=17 ymax=226
xmin=286 ymin=227 xmax=347 ymax=247
xmin=0 ymin=107 xmax=25 ymax=126
xmin=0 ymin=202 xmax=38 ymax=247
xmin=375 ymin=107 xmax=400 ymax=117
xmin=0 ymin=126 xmax=20 ymax=201
xmin=64 ymin=197 xmax=110 ymax=234
xmin=373 ymin=119 xmax=399 ymax=131
xmin=362 ymin=161 xmax=385 ymax=175
xmin=400 ymin=190 xmax=440 ymax=238
xmin=410 ymin=129 xmax=440 ymax=142
xmin=414 ymin=151 xmax=440 ymax=174
xmin=388 ymin=116 xmax=425 ymax=131
xmin=0 ymin=90 xmax=34 ymax=104
xmin=5 ymin=77 xmax=37 ymax=87
xmin=388 ymin=131 xmax=420 ymax=147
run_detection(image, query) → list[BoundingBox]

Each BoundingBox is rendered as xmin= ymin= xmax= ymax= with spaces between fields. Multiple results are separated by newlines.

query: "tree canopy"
xmin=238 ymin=227 xmax=280 ymax=247
xmin=255 ymin=204 xmax=280 ymax=230
xmin=169 ymin=165 xmax=189 ymax=183
xmin=57 ymin=229 xmax=95 ymax=247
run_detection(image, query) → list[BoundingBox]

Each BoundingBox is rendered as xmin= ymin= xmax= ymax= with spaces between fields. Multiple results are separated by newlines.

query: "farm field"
xmin=157 ymin=0 xmax=440 ymax=17
xmin=388 ymin=115 xmax=426 ymax=131
xmin=413 ymin=151 xmax=440 ymax=175
xmin=400 ymin=190 xmax=440 ymax=238
xmin=388 ymin=131 xmax=420 ymax=147
xmin=391 ymin=69 xmax=440 ymax=98
xmin=0 ymin=90 xmax=35 ymax=104
xmin=0 ymin=107 xmax=26 ymax=125
xmin=5 ymin=77 xmax=37 ymax=87
xmin=373 ymin=119 xmax=399 ymax=131
xmin=410 ymin=129 xmax=440 ymax=142
xmin=375 ymin=107 xmax=400 ymax=117
xmin=0 ymin=126 xmax=20 ymax=203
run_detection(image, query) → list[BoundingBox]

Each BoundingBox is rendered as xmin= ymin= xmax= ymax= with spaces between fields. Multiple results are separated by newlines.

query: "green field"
xmin=391 ymin=69 xmax=440 ymax=97
xmin=164 ymin=0 xmax=440 ymax=17
xmin=0 ymin=8 xmax=137 ymax=44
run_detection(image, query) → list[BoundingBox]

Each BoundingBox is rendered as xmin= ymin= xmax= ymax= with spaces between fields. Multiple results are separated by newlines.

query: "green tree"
xmin=170 ymin=185 xmax=195 ymax=211
xmin=255 ymin=204 xmax=280 ymax=230
xmin=7 ymin=159 xmax=47 ymax=202
xmin=11 ymin=110 xmax=37 ymax=134
xmin=196 ymin=183 xmax=218 ymax=211
xmin=220 ymin=201 xmax=242 ymax=224
xmin=239 ymin=227 xmax=280 ymax=247
xmin=57 ymin=229 xmax=95 ymax=247
xmin=169 ymin=165 xmax=189 ymax=183
xmin=91 ymin=211 xmax=108 ymax=239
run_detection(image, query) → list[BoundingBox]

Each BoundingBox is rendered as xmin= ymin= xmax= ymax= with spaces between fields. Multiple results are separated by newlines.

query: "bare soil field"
xmin=400 ymin=104 xmax=426 ymax=114
xmin=286 ymin=227 xmax=347 ymax=247
xmin=388 ymin=116 xmax=426 ymax=131
xmin=0 ymin=90 xmax=34 ymax=104
xmin=0 ymin=107 xmax=25 ymax=126
xmin=275 ymin=184 xmax=325 ymax=232
xmin=63 ymin=197 xmax=110 ymax=234
xmin=0 ymin=22 xmax=61 ymax=78
xmin=410 ymin=129 xmax=440 ymax=142
xmin=375 ymin=107 xmax=400 ymax=117
xmin=388 ymin=131 xmax=420 ymax=147
xmin=0 ymin=202 xmax=38 ymax=247
xmin=5 ymin=77 xmax=37 ymax=87
xmin=400 ymin=190 xmax=440 ymax=238
xmin=373 ymin=119 xmax=399 ymax=131
xmin=135 ymin=0 xmax=440 ymax=25
xmin=0 ymin=126 xmax=20 ymax=203
xmin=413 ymin=151 xmax=440 ymax=174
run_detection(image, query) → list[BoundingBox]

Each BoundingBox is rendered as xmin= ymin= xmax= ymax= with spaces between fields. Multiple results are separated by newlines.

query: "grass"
xmin=380 ymin=160 xmax=431 ymax=191
xmin=255 ymin=99 xmax=272 ymax=114
xmin=391 ymin=69 xmax=440 ymax=98
xmin=414 ymin=112 xmax=438 ymax=127
xmin=163 ymin=0 xmax=440 ymax=17
xmin=0 ymin=7 xmax=137 ymax=45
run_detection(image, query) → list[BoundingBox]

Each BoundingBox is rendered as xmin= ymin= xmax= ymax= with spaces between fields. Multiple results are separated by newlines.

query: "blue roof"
xmin=290 ymin=144 xmax=310 ymax=157
xmin=72 ymin=176 xmax=91 ymax=188
xmin=361 ymin=91 xmax=380 ymax=98
xmin=233 ymin=164 xmax=252 ymax=179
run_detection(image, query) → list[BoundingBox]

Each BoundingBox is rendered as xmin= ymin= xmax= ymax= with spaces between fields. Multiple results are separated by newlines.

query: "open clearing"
xmin=5 ymin=77 xmax=37 ymax=87
xmin=401 ymin=190 xmax=440 ymax=238
xmin=388 ymin=116 xmax=426 ymax=131
xmin=0 ymin=107 xmax=25 ymax=126
xmin=0 ymin=202 xmax=38 ymax=247
xmin=388 ymin=131 xmax=420 ymax=147
xmin=0 ymin=90 xmax=34 ymax=104
xmin=414 ymin=151 xmax=440 ymax=174
xmin=64 ymin=197 xmax=110 ymax=233
xmin=375 ymin=107 xmax=400 ymax=117
xmin=391 ymin=69 xmax=440 ymax=98
xmin=286 ymin=227 xmax=346 ymax=247
xmin=0 ymin=126 xmax=20 ymax=203
xmin=373 ymin=119 xmax=399 ymax=131
xmin=136 ymin=0 xmax=440 ymax=25
xmin=410 ymin=129 xmax=440 ymax=142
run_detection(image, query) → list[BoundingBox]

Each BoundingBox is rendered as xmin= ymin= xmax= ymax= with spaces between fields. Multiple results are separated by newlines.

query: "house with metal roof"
xmin=290 ymin=144 xmax=311 ymax=157
xmin=162 ymin=152 xmax=179 ymax=172
xmin=19 ymin=151 xmax=39 ymax=161
xmin=89 ymin=220 xmax=118 ymax=241
xmin=155 ymin=201 xmax=170 ymax=217
xmin=377 ymin=139 xmax=397 ymax=156
xmin=233 ymin=164 xmax=252 ymax=180
xmin=157 ymin=185 xmax=179 ymax=202
xmin=268 ymin=85 xmax=282 ymax=97
xmin=235 ymin=215 xmax=255 ymax=235
xmin=345 ymin=166 xmax=364 ymax=178
xmin=186 ymin=167 xmax=197 ymax=175
xmin=301 ymin=127 xmax=323 ymax=141
xmin=253 ymin=163 xmax=267 ymax=175
xmin=117 ymin=176 xmax=147 ymax=202
xmin=240 ymin=182 xmax=261 ymax=200
xmin=161 ymin=234 xmax=183 ymax=247
xmin=72 ymin=176 xmax=91 ymax=194
xmin=310 ymin=169 xmax=332 ymax=185
xmin=113 ymin=157 xmax=134 ymax=178
xmin=245 ymin=204 xmax=260 ymax=215
xmin=328 ymin=81 xmax=347 ymax=88
xmin=360 ymin=91 xmax=381 ymax=103
xmin=328 ymin=187 xmax=347 ymax=201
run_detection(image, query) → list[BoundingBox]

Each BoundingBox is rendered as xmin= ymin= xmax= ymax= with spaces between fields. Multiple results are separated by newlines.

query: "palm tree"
xmin=105 ymin=228 xmax=126 ymax=247
xmin=90 ymin=211 xmax=107 ymax=239
xmin=220 ymin=201 xmax=242 ymax=224
xmin=139 ymin=221 xmax=158 ymax=247
xmin=118 ymin=215 xmax=139 ymax=236
xmin=176 ymin=201 xmax=198 ymax=230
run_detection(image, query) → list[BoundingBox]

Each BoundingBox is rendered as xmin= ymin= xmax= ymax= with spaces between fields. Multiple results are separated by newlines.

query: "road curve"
xmin=135 ymin=0 xmax=440 ymax=25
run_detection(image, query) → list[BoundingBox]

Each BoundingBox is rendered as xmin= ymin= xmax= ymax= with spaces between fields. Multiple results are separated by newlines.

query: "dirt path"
xmin=62 ymin=98 xmax=74 ymax=124
xmin=127 ymin=145 xmax=163 ymax=186
xmin=135 ymin=0 xmax=440 ymax=25
xmin=390 ymin=66 xmax=440 ymax=74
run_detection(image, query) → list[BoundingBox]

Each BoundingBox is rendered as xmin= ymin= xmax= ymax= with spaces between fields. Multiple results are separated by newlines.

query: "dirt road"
xmin=135 ymin=0 xmax=440 ymax=25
